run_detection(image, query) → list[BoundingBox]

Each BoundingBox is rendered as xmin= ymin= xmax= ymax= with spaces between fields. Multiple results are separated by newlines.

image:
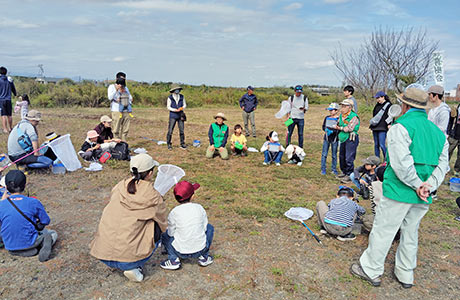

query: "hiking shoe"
xmin=160 ymin=258 xmax=181 ymax=270
xmin=350 ymin=263 xmax=381 ymax=287
xmin=167 ymin=144 xmax=172 ymax=150
xmin=275 ymin=163 xmax=281 ymax=166
xmin=288 ymin=160 xmax=295 ymax=164
xmin=123 ymin=267 xmax=144 ymax=282
xmin=340 ymin=175 xmax=351 ymax=183
xmin=321 ymin=170 xmax=326 ymax=175
xmin=395 ymin=276 xmax=413 ymax=289
xmin=337 ymin=173 xmax=347 ymax=178
xmin=263 ymin=162 xmax=269 ymax=166
xmin=180 ymin=145 xmax=187 ymax=150
xmin=337 ymin=233 xmax=356 ymax=241
xmin=198 ymin=255 xmax=213 ymax=267
xmin=297 ymin=162 xmax=302 ymax=166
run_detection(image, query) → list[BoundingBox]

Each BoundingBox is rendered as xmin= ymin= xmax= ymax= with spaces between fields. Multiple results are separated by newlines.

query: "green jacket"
xmin=338 ymin=111 xmax=360 ymax=143
xmin=383 ymin=109 xmax=446 ymax=204
xmin=209 ymin=123 xmax=228 ymax=148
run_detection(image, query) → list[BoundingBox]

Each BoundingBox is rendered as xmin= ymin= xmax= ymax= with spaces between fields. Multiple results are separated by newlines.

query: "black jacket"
xmin=94 ymin=123 xmax=114 ymax=144
xmin=448 ymin=103 xmax=460 ymax=140
xmin=369 ymin=100 xmax=391 ymax=132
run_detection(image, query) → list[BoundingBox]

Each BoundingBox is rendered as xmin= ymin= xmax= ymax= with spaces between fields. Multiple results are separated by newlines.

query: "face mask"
xmin=174 ymin=90 xmax=180 ymax=94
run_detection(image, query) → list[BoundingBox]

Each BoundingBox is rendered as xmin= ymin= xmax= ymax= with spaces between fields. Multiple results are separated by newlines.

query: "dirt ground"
xmin=0 ymin=106 xmax=459 ymax=300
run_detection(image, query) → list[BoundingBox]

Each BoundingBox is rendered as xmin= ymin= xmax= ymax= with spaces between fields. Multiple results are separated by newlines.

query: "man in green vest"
xmin=335 ymin=99 xmax=360 ymax=182
xmin=350 ymin=85 xmax=449 ymax=288
xmin=206 ymin=112 xmax=229 ymax=160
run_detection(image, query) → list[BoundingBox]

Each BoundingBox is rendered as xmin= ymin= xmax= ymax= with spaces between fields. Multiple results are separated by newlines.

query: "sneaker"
xmin=395 ymin=276 xmax=413 ymax=289
xmin=263 ymin=162 xmax=269 ymax=166
xmin=337 ymin=233 xmax=356 ymax=241
xmin=275 ymin=163 xmax=280 ymax=166
xmin=160 ymin=258 xmax=181 ymax=270
xmin=167 ymin=144 xmax=172 ymax=150
xmin=336 ymin=173 xmax=347 ymax=178
xmin=297 ymin=162 xmax=302 ymax=167
xmin=350 ymin=263 xmax=381 ymax=287
xmin=123 ymin=267 xmax=144 ymax=282
xmin=454 ymin=216 xmax=460 ymax=222
xmin=232 ymin=152 xmax=237 ymax=156
xmin=321 ymin=170 xmax=326 ymax=175
xmin=332 ymin=171 xmax=338 ymax=176
xmin=288 ymin=160 xmax=295 ymax=164
xmin=180 ymin=145 xmax=187 ymax=150
xmin=340 ymin=175 xmax=351 ymax=183
xmin=319 ymin=229 xmax=328 ymax=235
xmin=198 ymin=255 xmax=213 ymax=267
xmin=241 ymin=152 xmax=247 ymax=157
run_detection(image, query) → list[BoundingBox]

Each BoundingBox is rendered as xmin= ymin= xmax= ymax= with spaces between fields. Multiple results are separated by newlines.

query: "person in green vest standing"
xmin=335 ymin=99 xmax=360 ymax=182
xmin=350 ymin=85 xmax=449 ymax=288
xmin=206 ymin=113 xmax=229 ymax=160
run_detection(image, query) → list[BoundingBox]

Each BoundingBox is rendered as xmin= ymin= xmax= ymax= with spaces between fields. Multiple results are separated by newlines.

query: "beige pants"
xmin=316 ymin=201 xmax=353 ymax=236
xmin=111 ymin=111 xmax=130 ymax=141
xmin=206 ymin=146 xmax=229 ymax=160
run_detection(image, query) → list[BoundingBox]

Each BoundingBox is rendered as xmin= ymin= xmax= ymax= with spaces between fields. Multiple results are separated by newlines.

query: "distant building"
xmin=445 ymin=84 xmax=460 ymax=102
xmin=310 ymin=87 xmax=333 ymax=96
xmin=35 ymin=77 xmax=64 ymax=84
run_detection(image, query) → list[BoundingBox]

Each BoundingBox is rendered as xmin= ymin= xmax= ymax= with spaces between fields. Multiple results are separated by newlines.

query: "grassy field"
xmin=0 ymin=105 xmax=459 ymax=300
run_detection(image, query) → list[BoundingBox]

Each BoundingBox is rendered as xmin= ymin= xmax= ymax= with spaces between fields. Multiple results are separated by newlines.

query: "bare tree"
xmin=331 ymin=27 xmax=438 ymax=100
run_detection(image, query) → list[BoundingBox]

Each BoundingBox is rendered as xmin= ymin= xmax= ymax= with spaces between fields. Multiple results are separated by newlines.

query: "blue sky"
xmin=2 ymin=0 xmax=460 ymax=89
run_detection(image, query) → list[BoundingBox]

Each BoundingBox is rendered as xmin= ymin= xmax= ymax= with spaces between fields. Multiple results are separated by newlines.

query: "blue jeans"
xmin=264 ymin=151 xmax=283 ymax=163
xmin=339 ymin=136 xmax=359 ymax=175
xmin=373 ymin=131 xmax=387 ymax=158
xmin=101 ymin=242 xmax=159 ymax=271
xmin=349 ymin=172 xmax=361 ymax=190
xmin=286 ymin=118 xmax=304 ymax=148
xmin=321 ymin=138 xmax=338 ymax=173
xmin=162 ymin=224 xmax=214 ymax=261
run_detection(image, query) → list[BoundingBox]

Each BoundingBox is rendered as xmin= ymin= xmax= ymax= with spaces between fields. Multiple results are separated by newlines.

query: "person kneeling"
xmin=79 ymin=130 xmax=102 ymax=161
xmin=90 ymin=154 xmax=167 ymax=282
xmin=0 ymin=170 xmax=57 ymax=262
xmin=316 ymin=186 xmax=365 ymax=241
xmin=230 ymin=124 xmax=248 ymax=156
xmin=285 ymin=144 xmax=306 ymax=166
xmin=160 ymin=181 xmax=214 ymax=270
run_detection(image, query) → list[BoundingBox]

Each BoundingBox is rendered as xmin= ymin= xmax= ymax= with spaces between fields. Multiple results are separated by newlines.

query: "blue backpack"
xmin=17 ymin=123 xmax=33 ymax=153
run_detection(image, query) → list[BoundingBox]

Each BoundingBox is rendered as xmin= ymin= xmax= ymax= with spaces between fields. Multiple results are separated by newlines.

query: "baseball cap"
xmin=427 ymin=85 xmax=444 ymax=95
xmin=271 ymin=131 xmax=279 ymax=142
xmin=294 ymin=85 xmax=303 ymax=91
xmin=362 ymin=155 xmax=380 ymax=166
xmin=5 ymin=170 xmax=26 ymax=191
xmin=374 ymin=91 xmax=386 ymax=98
xmin=326 ymin=103 xmax=339 ymax=111
xmin=100 ymin=115 xmax=112 ymax=123
xmin=130 ymin=154 xmax=159 ymax=173
xmin=247 ymin=86 xmax=254 ymax=91
xmin=174 ymin=181 xmax=200 ymax=201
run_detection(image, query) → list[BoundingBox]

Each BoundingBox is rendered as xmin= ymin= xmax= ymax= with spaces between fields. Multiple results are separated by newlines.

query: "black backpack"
xmin=111 ymin=142 xmax=130 ymax=160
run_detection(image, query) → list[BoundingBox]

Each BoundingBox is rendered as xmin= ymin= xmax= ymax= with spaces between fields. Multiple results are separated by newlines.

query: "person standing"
xmin=343 ymin=85 xmax=358 ymax=112
xmin=336 ymin=99 xmax=360 ymax=182
xmin=369 ymin=91 xmax=392 ymax=158
xmin=286 ymin=85 xmax=308 ymax=148
xmin=107 ymin=72 xmax=133 ymax=141
xmin=447 ymin=102 xmax=460 ymax=175
xmin=427 ymin=85 xmax=450 ymax=136
xmin=350 ymin=85 xmax=449 ymax=288
xmin=239 ymin=86 xmax=258 ymax=137
xmin=0 ymin=67 xmax=17 ymax=133
xmin=166 ymin=84 xmax=186 ymax=150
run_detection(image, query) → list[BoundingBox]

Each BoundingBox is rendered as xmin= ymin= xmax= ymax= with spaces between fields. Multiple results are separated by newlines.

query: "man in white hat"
xmin=427 ymin=85 xmax=450 ymax=137
xmin=7 ymin=110 xmax=53 ymax=168
xmin=166 ymin=84 xmax=187 ymax=150
xmin=350 ymin=85 xmax=449 ymax=288
xmin=206 ymin=113 xmax=229 ymax=160
xmin=335 ymin=99 xmax=360 ymax=182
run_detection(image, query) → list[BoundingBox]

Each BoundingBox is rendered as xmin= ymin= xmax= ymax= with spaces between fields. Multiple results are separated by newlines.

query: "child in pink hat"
xmin=78 ymin=130 xmax=102 ymax=161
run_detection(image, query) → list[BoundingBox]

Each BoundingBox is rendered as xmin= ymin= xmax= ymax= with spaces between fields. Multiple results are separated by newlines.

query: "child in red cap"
xmin=160 ymin=181 xmax=214 ymax=270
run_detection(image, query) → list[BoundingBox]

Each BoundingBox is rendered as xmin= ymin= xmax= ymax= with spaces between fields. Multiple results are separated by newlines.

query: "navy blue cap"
xmin=374 ymin=91 xmax=386 ymax=98
xmin=247 ymin=86 xmax=254 ymax=91
xmin=5 ymin=170 xmax=26 ymax=191
xmin=295 ymin=85 xmax=303 ymax=91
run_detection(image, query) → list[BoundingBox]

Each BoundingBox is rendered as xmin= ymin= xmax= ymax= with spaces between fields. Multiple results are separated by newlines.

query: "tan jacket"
xmin=90 ymin=179 xmax=167 ymax=262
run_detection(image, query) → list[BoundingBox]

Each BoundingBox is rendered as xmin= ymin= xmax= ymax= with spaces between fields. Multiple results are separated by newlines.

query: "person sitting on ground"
xmin=160 ymin=181 xmax=214 ymax=270
xmin=321 ymin=103 xmax=340 ymax=175
xmin=90 ymin=154 xmax=167 ymax=282
xmin=79 ymin=130 xmax=102 ymax=161
xmin=0 ymin=170 xmax=58 ymax=261
xmin=230 ymin=124 xmax=248 ymax=156
xmin=455 ymin=197 xmax=460 ymax=222
xmin=206 ymin=113 xmax=229 ymax=160
xmin=316 ymin=185 xmax=366 ymax=241
xmin=347 ymin=155 xmax=380 ymax=199
xmin=14 ymin=94 xmax=30 ymax=120
xmin=261 ymin=131 xmax=285 ymax=166
xmin=7 ymin=110 xmax=53 ymax=169
xmin=94 ymin=115 xmax=121 ymax=152
xmin=285 ymin=144 xmax=305 ymax=167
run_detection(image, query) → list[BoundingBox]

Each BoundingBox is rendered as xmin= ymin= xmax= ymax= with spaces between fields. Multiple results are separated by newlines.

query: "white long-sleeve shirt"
xmin=167 ymin=202 xmax=208 ymax=254
xmin=166 ymin=94 xmax=187 ymax=112
xmin=107 ymin=84 xmax=132 ymax=112
xmin=387 ymin=122 xmax=449 ymax=193
xmin=428 ymin=102 xmax=451 ymax=137
xmin=288 ymin=94 xmax=308 ymax=119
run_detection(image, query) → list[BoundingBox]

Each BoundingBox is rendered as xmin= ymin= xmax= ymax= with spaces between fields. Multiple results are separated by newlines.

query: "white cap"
xmin=271 ymin=131 xmax=279 ymax=142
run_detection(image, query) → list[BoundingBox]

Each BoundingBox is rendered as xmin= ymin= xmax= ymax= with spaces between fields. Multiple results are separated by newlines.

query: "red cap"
xmin=173 ymin=181 xmax=200 ymax=201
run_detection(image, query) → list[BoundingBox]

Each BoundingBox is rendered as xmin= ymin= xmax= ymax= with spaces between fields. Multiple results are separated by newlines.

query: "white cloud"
xmin=323 ymin=0 xmax=351 ymax=3
xmin=222 ymin=26 xmax=237 ymax=33
xmin=200 ymin=22 xmax=209 ymax=27
xmin=371 ymin=0 xmax=409 ymax=18
xmin=113 ymin=56 xmax=127 ymax=62
xmin=303 ymin=60 xmax=334 ymax=69
xmin=117 ymin=10 xmax=150 ymax=17
xmin=444 ymin=58 xmax=460 ymax=72
xmin=73 ymin=17 xmax=95 ymax=26
xmin=284 ymin=2 xmax=303 ymax=10
xmin=114 ymin=0 xmax=242 ymax=15
xmin=0 ymin=18 xmax=39 ymax=29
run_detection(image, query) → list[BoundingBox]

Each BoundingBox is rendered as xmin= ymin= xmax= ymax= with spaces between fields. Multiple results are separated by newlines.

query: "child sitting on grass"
xmin=160 ymin=181 xmax=214 ymax=270
xmin=321 ymin=103 xmax=339 ymax=175
xmin=285 ymin=144 xmax=305 ymax=166
xmin=78 ymin=130 xmax=102 ymax=161
xmin=345 ymin=155 xmax=380 ymax=199
xmin=260 ymin=131 xmax=285 ymax=166
xmin=316 ymin=185 xmax=365 ymax=241
xmin=230 ymin=124 xmax=248 ymax=156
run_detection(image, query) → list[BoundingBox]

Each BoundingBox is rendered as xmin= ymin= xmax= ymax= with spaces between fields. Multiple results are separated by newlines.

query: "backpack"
xmin=16 ymin=123 xmax=33 ymax=153
xmin=111 ymin=142 xmax=130 ymax=160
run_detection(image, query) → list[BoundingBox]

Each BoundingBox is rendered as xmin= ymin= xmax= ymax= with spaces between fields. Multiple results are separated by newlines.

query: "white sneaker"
xmin=263 ymin=162 xmax=268 ymax=166
xmin=123 ymin=267 xmax=144 ymax=282
xmin=297 ymin=162 xmax=302 ymax=166
xmin=198 ymin=255 xmax=214 ymax=267
xmin=287 ymin=159 xmax=295 ymax=164
xmin=320 ymin=229 xmax=328 ymax=235
xmin=275 ymin=163 xmax=280 ymax=166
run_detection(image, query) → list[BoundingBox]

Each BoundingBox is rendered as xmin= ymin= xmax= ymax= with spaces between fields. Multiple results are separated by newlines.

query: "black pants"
xmin=339 ymin=136 xmax=359 ymax=175
xmin=166 ymin=117 xmax=185 ymax=146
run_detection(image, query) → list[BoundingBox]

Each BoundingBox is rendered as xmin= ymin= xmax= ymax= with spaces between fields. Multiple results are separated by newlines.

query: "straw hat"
xmin=25 ymin=110 xmax=41 ymax=121
xmin=214 ymin=112 xmax=227 ymax=121
xmin=340 ymin=99 xmax=354 ymax=107
xmin=396 ymin=87 xmax=428 ymax=109
xmin=169 ymin=84 xmax=183 ymax=93
xmin=130 ymin=153 xmax=159 ymax=173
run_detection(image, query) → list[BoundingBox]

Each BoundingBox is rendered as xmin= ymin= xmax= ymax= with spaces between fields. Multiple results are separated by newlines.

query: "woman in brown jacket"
xmin=90 ymin=153 xmax=167 ymax=282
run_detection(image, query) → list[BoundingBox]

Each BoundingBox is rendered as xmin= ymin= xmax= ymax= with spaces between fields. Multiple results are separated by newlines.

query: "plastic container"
xmin=193 ymin=140 xmax=201 ymax=147
xmin=99 ymin=152 xmax=111 ymax=163
xmin=0 ymin=155 xmax=11 ymax=169
xmin=284 ymin=118 xmax=294 ymax=127
xmin=154 ymin=164 xmax=185 ymax=196
xmin=449 ymin=177 xmax=460 ymax=192
xmin=235 ymin=142 xmax=244 ymax=150
xmin=52 ymin=162 xmax=66 ymax=175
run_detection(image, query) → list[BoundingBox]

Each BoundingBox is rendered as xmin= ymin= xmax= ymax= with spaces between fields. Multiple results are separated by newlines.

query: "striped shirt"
xmin=324 ymin=196 xmax=365 ymax=227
